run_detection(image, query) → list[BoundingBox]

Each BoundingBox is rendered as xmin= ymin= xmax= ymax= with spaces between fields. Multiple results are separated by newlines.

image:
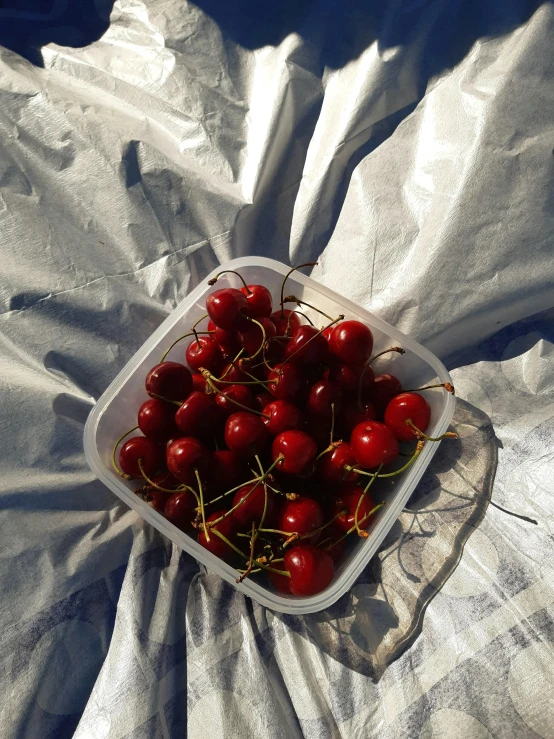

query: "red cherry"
xmin=284 ymin=545 xmax=334 ymax=596
xmin=185 ymin=336 xmax=223 ymax=374
xmin=272 ymin=430 xmax=317 ymax=475
xmin=269 ymin=569 xmax=292 ymax=593
xmin=145 ymin=362 xmax=192 ymax=402
xmin=271 ymin=309 xmax=301 ymax=336
xmin=329 ymin=320 xmax=373 ymax=364
xmin=262 ymin=400 xmax=303 ymax=436
xmin=138 ymin=398 xmax=178 ymax=443
xmin=198 ymin=510 xmax=236 ymax=559
xmin=332 ymin=481 xmax=376 ymax=532
xmin=147 ymin=490 xmax=171 ymax=513
xmin=218 ymin=359 xmax=260 ymax=385
xmin=207 ymin=319 xmax=240 ymax=352
xmin=322 ymin=326 xmax=334 ymax=342
xmin=317 ymin=442 xmax=359 ymax=485
xmin=254 ymin=391 xmax=274 ymax=412
xmin=371 ymin=374 xmax=402 ymax=417
xmin=307 ymin=379 xmax=343 ymax=419
xmin=350 ymin=420 xmax=399 ymax=468
xmin=166 ymin=436 xmax=209 ymax=484
xmin=240 ymin=284 xmax=273 ymax=317
xmin=237 ymin=317 xmax=276 ymax=357
xmin=284 ymin=325 xmax=328 ymax=365
xmin=214 ymin=384 xmax=254 ymax=417
xmin=119 ymin=436 xmax=163 ymax=478
xmin=175 ymin=391 xmax=223 ymax=438
xmin=267 ymin=362 xmax=302 ymax=401
xmin=326 ymin=362 xmax=375 ymax=397
xmin=232 ymin=481 xmax=276 ymax=528
xmin=339 ymin=401 xmax=376 ymax=438
xmin=279 ymin=496 xmax=324 ymax=542
xmin=206 ymin=288 xmax=248 ymax=330
xmin=146 ymin=470 xmax=182 ymax=491
xmin=324 ymin=525 xmax=346 ymax=564
xmin=210 ymin=450 xmax=244 ymax=492
xmin=384 ymin=392 xmax=431 ymax=441
xmin=165 ymin=489 xmax=197 ymax=530
xmin=191 ymin=373 xmax=207 ymax=393
xmin=225 ymin=412 xmax=268 ymax=456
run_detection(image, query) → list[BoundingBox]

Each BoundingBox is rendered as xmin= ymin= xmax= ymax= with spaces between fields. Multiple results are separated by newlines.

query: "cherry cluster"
xmin=113 ymin=265 xmax=455 ymax=598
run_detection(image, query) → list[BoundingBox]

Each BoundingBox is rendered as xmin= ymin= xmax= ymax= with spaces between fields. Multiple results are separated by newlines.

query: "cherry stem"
xmin=111 ymin=425 xmax=139 ymax=479
xmin=357 ymin=346 xmax=405 ymax=410
xmin=322 ymin=502 xmax=386 ymax=549
xmin=195 ymin=469 xmax=209 ymax=543
xmin=241 ymin=315 xmax=267 ymax=361
xmin=283 ymin=295 xmax=335 ymax=322
xmin=206 ymin=475 xmax=263 ymax=506
xmin=346 ymin=441 xmax=425 ymax=479
xmin=237 ymin=522 xmax=257 ymax=583
xmin=160 ymin=330 xmax=211 ymax=362
xmin=283 ymin=314 xmax=344 ymax=365
xmin=330 ymin=402 xmax=336 ymax=446
xmin=354 ymin=464 xmax=382 ymax=536
xmin=219 ymin=349 xmax=245 ymax=380
xmin=150 ymin=392 xmax=182 ymax=407
xmin=288 ymin=310 xmax=314 ymax=331
xmin=203 ymin=373 xmax=270 ymax=418
xmin=405 ymin=419 xmax=458 ymax=442
xmin=138 ymin=459 xmax=199 ymax=502
xmin=404 ymin=382 xmax=455 ymax=394
xmin=207 ymin=270 xmax=251 ymax=293
xmin=279 ymin=262 xmax=318 ymax=317
xmin=192 ymin=313 xmax=209 ymax=330
xmin=202 ymin=369 xmax=276 ymax=387
xmin=210 ymin=529 xmax=291 ymax=577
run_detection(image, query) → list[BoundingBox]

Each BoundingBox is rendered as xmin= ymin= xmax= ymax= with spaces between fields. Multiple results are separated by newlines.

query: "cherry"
xmin=350 ymin=420 xmax=399 ymax=468
xmin=198 ymin=510 xmax=236 ymax=559
xmin=210 ymin=449 xmax=244 ymax=492
xmin=191 ymin=373 xmax=207 ymax=393
xmin=240 ymin=284 xmax=273 ymax=317
xmin=186 ymin=336 xmax=223 ymax=374
xmin=329 ymin=320 xmax=373 ymax=364
xmin=146 ymin=470 xmax=182 ymax=491
xmin=237 ymin=316 xmax=276 ymax=357
xmin=272 ymin=430 xmax=317 ymax=475
xmin=166 ymin=436 xmax=209 ymax=484
xmin=271 ymin=309 xmax=301 ymax=336
xmin=207 ymin=320 xmax=240 ymax=352
xmin=317 ymin=442 xmax=359 ymax=485
xmin=165 ymin=489 xmax=197 ymax=530
xmin=284 ymin=545 xmax=334 ymax=596
xmin=307 ymin=379 xmax=343 ymax=419
xmin=225 ymin=412 xmax=268 ymax=456
xmin=146 ymin=361 xmax=192 ymax=402
xmin=384 ymin=392 xmax=431 ymax=441
xmin=326 ymin=362 xmax=374 ymax=397
xmin=262 ymin=400 xmax=303 ymax=436
xmin=138 ymin=398 xmax=178 ymax=443
xmin=332 ymin=481 xmax=376 ymax=532
xmin=119 ymin=436 xmax=163 ymax=478
xmin=284 ymin=325 xmax=328 ymax=365
xmin=267 ymin=362 xmax=302 ymax=401
xmin=218 ymin=359 xmax=260 ymax=385
xmin=269 ymin=569 xmax=291 ymax=594
xmin=254 ymin=390 xmax=274 ymax=412
xmin=206 ymin=288 xmax=248 ymax=330
xmin=278 ymin=496 xmax=324 ymax=542
xmin=322 ymin=326 xmax=334 ymax=342
xmin=324 ymin=526 xmax=346 ymax=564
xmin=214 ymin=384 xmax=254 ymax=417
xmin=175 ymin=391 xmax=223 ymax=438
xmin=371 ymin=374 xmax=402 ymax=417
xmin=232 ymin=481 xmax=276 ymax=528
xmin=339 ymin=401 xmax=376 ymax=438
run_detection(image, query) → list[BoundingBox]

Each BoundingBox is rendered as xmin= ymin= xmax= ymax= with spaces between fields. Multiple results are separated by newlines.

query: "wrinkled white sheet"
xmin=1 ymin=1 xmax=554 ymax=737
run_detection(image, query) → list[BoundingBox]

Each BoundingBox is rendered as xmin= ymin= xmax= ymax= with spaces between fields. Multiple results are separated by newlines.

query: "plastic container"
xmin=84 ymin=257 xmax=455 ymax=614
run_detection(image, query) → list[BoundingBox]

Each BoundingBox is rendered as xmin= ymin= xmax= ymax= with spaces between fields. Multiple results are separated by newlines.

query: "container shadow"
xmin=277 ymin=398 xmax=500 ymax=679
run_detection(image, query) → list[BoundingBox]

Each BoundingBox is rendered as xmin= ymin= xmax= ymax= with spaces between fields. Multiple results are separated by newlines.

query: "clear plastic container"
xmin=84 ymin=257 xmax=455 ymax=614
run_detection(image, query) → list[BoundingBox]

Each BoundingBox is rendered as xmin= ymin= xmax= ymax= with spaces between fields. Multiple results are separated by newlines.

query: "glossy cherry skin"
xmin=214 ymin=384 xmax=254 ymax=417
xmin=371 ymin=374 xmax=402 ymax=417
xmin=207 ymin=319 xmax=240 ymax=353
xmin=225 ymin=412 xmax=268 ymax=456
xmin=284 ymin=325 xmax=328 ymax=365
xmin=210 ymin=449 xmax=244 ymax=492
xmin=317 ymin=442 xmax=359 ymax=485
xmin=175 ymin=391 xmax=223 ymax=438
xmin=237 ymin=316 xmax=276 ymax=357
xmin=240 ymin=284 xmax=273 ymax=317
xmin=350 ymin=420 xmax=399 ymax=469
xmin=232 ymin=481 xmax=277 ymax=528
xmin=272 ymin=430 xmax=317 ymax=475
xmin=339 ymin=401 xmax=376 ymax=438
xmin=206 ymin=288 xmax=248 ymax=330
xmin=332 ymin=482 xmax=376 ymax=532
xmin=384 ymin=392 xmax=431 ymax=441
xmin=138 ymin=398 xmax=178 ymax=443
xmin=146 ymin=470 xmax=182 ymax=492
xmin=166 ymin=436 xmax=209 ymax=485
xmin=164 ymin=489 xmax=197 ymax=530
xmin=198 ymin=510 xmax=236 ymax=560
xmin=307 ymin=379 xmax=343 ymax=419
xmin=267 ymin=362 xmax=302 ymax=401
xmin=279 ymin=496 xmax=324 ymax=543
xmin=326 ymin=362 xmax=375 ymax=397
xmin=146 ymin=362 xmax=192 ymax=402
xmin=262 ymin=400 xmax=303 ymax=436
xmin=284 ymin=545 xmax=334 ymax=596
xmin=218 ymin=359 xmax=260 ymax=385
xmin=119 ymin=436 xmax=163 ymax=478
xmin=191 ymin=373 xmax=207 ymax=393
xmin=269 ymin=569 xmax=292 ymax=593
xmin=329 ymin=320 xmax=373 ymax=364
xmin=185 ymin=336 xmax=223 ymax=374
xmin=271 ymin=309 xmax=301 ymax=336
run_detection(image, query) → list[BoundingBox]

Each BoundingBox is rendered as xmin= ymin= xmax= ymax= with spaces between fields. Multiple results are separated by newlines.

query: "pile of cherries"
xmin=113 ymin=265 xmax=455 ymax=598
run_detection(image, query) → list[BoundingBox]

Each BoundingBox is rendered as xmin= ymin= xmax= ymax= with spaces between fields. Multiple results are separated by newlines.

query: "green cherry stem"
xmin=138 ymin=459 xmax=199 ymax=502
xmin=195 ymin=468 xmax=209 ymax=543
xmin=209 ymin=529 xmax=291 ymax=577
xmin=279 ymin=262 xmax=318 ymax=318
xmin=405 ymin=420 xmax=458 ymax=442
xmin=322 ymin=502 xmax=386 ymax=550
xmin=160 ymin=330 xmax=211 ymax=362
xmin=283 ymin=314 xmax=344 ymax=365
xmin=403 ymin=382 xmax=455 ymax=394
xmin=354 ymin=464 xmax=382 ymax=537
xmin=203 ymin=373 xmax=270 ymax=418
xmin=111 ymin=425 xmax=139 ymax=479
xmin=357 ymin=346 xmax=405 ymax=410
xmin=207 ymin=270 xmax=251 ymax=293
xmin=283 ymin=295 xmax=336 ymax=322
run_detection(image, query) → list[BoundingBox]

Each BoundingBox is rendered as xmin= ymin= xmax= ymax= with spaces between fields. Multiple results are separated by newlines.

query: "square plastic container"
xmin=84 ymin=257 xmax=455 ymax=614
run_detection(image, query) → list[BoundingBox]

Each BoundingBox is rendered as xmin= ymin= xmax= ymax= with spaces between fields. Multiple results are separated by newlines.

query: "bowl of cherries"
xmin=84 ymin=257 xmax=456 ymax=614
